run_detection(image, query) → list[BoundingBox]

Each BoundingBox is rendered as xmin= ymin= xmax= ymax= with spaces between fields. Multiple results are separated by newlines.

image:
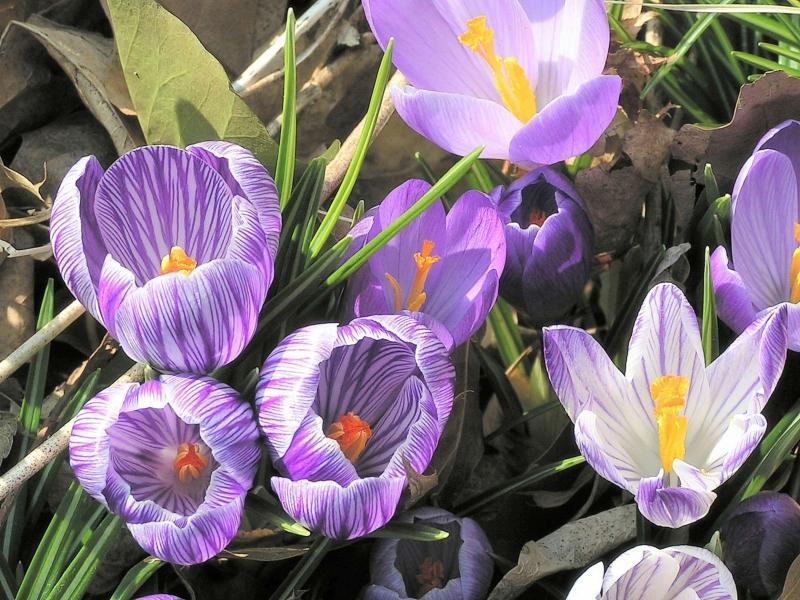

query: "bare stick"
xmin=0 ymin=363 xmax=145 ymax=502
xmin=0 ymin=300 xmax=85 ymax=385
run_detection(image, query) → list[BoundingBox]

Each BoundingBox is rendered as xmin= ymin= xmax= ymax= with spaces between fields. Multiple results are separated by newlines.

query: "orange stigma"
xmin=651 ymin=375 xmax=689 ymax=474
xmin=790 ymin=224 xmax=800 ymax=303
xmin=384 ymin=240 xmax=441 ymax=313
xmin=529 ymin=208 xmax=548 ymax=228
xmin=174 ymin=442 xmax=209 ymax=482
xmin=326 ymin=413 xmax=372 ymax=463
xmin=416 ymin=557 xmax=446 ymax=596
xmin=160 ymin=246 xmax=197 ymax=276
xmin=459 ymin=16 xmax=537 ymax=123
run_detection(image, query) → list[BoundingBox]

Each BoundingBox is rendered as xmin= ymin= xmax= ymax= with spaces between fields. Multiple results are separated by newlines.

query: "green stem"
xmin=269 ymin=536 xmax=332 ymax=600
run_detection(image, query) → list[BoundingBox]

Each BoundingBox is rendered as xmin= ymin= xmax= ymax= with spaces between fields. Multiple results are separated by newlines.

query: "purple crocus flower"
xmin=566 ymin=545 xmax=737 ymax=599
xmin=363 ymin=0 xmax=621 ymax=166
xmin=50 ymin=143 xmax=280 ymax=374
xmin=69 ymin=375 xmax=261 ymax=565
xmin=136 ymin=596 xmax=184 ymax=600
xmin=364 ymin=507 xmax=493 ymax=600
xmin=543 ymin=283 xmax=787 ymax=528
xmin=721 ymin=492 xmax=800 ymax=597
xmin=256 ymin=315 xmax=454 ymax=540
xmin=489 ymin=167 xmax=593 ymax=325
xmin=344 ymin=180 xmax=505 ymax=350
xmin=711 ymin=119 xmax=800 ymax=351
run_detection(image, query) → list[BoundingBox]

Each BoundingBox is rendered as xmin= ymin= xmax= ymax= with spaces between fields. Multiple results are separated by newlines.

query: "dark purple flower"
xmin=344 ymin=180 xmax=506 ymax=350
xmin=363 ymin=0 xmax=621 ymax=167
xmin=50 ymin=143 xmax=280 ymax=374
xmin=721 ymin=491 xmax=800 ymax=597
xmin=136 ymin=596 xmax=184 ymax=600
xmin=69 ymin=375 xmax=261 ymax=565
xmin=489 ymin=167 xmax=593 ymax=325
xmin=364 ymin=507 xmax=493 ymax=600
xmin=256 ymin=315 xmax=454 ymax=540
xmin=711 ymin=119 xmax=800 ymax=351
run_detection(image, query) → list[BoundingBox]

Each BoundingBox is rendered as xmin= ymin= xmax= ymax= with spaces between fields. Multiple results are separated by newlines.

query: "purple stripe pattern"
xmin=543 ymin=283 xmax=788 ymax=528
xmin=566 ymin=545 xmax=737 ymax=599
xmin=362 ymin=0 xmax=621 ymax=167
xmin=364 ymin=507 xmax=493 ymax=600
xmin=489 ymin=167 xmax=593 ymax=325
xmin=69 ymin=375 xmax=261 ymax=565
xmin=50 ymin=143 xmax=280 ymax=373
xmin=711 ymin=119 xmax=800 ymax=351
xmin=256 ymin=315 xmax=455 ymax=539
xmin=343 ymin=180 xmax=506 ymax=350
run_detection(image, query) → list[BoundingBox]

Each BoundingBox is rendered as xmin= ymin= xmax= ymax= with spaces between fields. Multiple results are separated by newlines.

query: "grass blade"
xmin=701 ymin=247 xmax=719 ymax=365
xmin=275 ymin=9 xmax=297 ymax=210
xmin=109 ymin=557 xmax=164 ymax=600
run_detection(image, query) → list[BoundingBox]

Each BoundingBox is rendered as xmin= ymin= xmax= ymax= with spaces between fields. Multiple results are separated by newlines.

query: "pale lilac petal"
xmin=93 ymin=146 xmax=234 ymax=284
xmin=364 ymin=0 xmax=536 ymax=100
xmin=521 ymin=0 xmax=611 ymax=103
xmin=702 ymin=413 xmax=766 ymax=484
xmin=96 ymin=255 xmax=136 ymax=339
xmin=270 ymin=476 xmax=407 ymax=540
xmin=49 ymin=155 xmax=107 ymax=322
xmin=710 ymin=245 xmax=757 ymax=334
xmin=666 ymin=546 xmax=737 ymax=599
xmin=565 ymin=562 xmax=603 ymax=600
xmin=604 ymin=549 xmax=679 ymax=600
xmin=731 ymin=149 xmax=798 ymax=309
xmin=256 ymin=323 xmax=339 ymax=460
xmin=509 ymin=75 xmax=621 ymax=167
xmin=754 ymin=118 xmax=800 ymax=187
xmin=187 ymin=141 xmax=281 ymax=257
xmin=113 ymin=260 xmax=266 ymax=374
xmin=392 ymin=86 xmax=521 ymax=160
xmin=635 ymin=473 xmax=716 ymax=528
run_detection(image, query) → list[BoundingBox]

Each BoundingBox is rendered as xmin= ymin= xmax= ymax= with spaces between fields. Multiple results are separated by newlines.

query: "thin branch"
xmin=0 ymin=300 xmax=85 ymax=385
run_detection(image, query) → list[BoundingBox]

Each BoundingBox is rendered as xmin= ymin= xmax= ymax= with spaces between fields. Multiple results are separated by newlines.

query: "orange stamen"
xmin=160 ymin=246 xmax=197 ymax=276
xmin=327 ymin=413 xmax=372 ymax=463
xmin=174 ymin=442 xmax=209 ymax=482
xmin=383 ymin=240 xmax=441 ymax=313
xmin=651 ymin=375 xmax=689 ymax=474
xmin=529 ymin=208 xmax=548 ymax=228
xmin=790 ymin=224 xmax=800 ymax=303
xmin=416 ymin=557 xmax=446 ymax=596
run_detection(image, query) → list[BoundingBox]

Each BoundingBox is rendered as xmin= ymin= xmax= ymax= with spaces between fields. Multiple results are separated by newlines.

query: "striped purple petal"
xmin=710 ymin=245 xmax=758 ymax=335
xmin=635 ymin=473 xmax=716 ymax=529
xmin=69 ymin=375 xmax=260 ymax=565
xmin=257 ymin=315 xmax=454 ymax=539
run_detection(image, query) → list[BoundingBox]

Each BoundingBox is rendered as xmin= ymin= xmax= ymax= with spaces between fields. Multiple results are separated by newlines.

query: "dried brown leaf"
xmin=780 ymin=554 xmax=800 ymax=600
xmin=0 ymin=229 xmax=35 ymax=361
xmin=623 ymin=110 xmax=675 ymax=183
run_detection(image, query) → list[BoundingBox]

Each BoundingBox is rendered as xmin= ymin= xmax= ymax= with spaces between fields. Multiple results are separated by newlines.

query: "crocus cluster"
xmin=363 ymin=0 xmax=621 ymax=166
xmin=711 ymin=119 xmax=800 ymax=350
xmin=567 ymin=545 xmax=736 ymax=599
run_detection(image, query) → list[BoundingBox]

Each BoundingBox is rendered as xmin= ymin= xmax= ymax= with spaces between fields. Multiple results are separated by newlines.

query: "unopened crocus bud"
xmin=490 ymin=167 xmax=594 ymax=326
xmin=721 ymin=491 xmax=800 ymax=597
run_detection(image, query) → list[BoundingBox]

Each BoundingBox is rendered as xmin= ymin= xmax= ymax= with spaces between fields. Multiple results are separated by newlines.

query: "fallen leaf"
xmin=780 ymin=554 xmax=800 ymax=600
xmin=221 ymin=546 xmax=309 ymax=562
xmin=14 ymin=15 xmax=138 ymax=154
xmin=403 ymin=458 xmax=438 ymax=509
xmin=106 ymin=0 xmax=278 ymax=169
xmin=524 ymin=465 xmax=595 ymax=509
xmin=0 ymin=412 xmax=18 ymax=469
xmin=672 ymin=71 xmax=800 ymax=192
xmin=623 ymin=110 xmax=676 ymax=183
xmin=488 ymin=504 xmax=637 ymax=600
xmin=0 ymin=229 xmax=34 ymax=362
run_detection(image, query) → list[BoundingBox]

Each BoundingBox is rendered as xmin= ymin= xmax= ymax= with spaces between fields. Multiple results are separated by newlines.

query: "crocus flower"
xmin=566 ymin=545 xmax=736 ymax=599
xmin=364 ymin=507 xmax=493 ymax=600
xmin=543 ymin=283 xmax=787 ymax=528
xmin=256 ymin=315 xmax=454 ymax=539
xmin=711 ymin=119 xmax=800 ymax=351
xmin=50 ymin=143 xmax=280 ymax=374
xmin=344 ymin=180 xmax=505 ymax=350
xmin=136 ymin=596 xmax=184 ymax=600
xmin=69 ymin=374 xmax=261 ymax=565
xmin=489 ymin=167 xmax=593 ymax=325
xmin=363 ymin=0 xmax=621 ymax=166
xmin=721 ymin=492 xmax=800 ymax=597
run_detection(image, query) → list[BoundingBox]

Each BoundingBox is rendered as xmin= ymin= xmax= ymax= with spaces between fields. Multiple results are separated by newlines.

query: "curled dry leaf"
xmin=672 ymin=71 xmax=800 ymax=191
xmin=487 ymin=504 xmax=637 ymax=600
xmin=0 ymin=229 xmax=35 ymax=361
xmin=0 ymin=413 xmax=17 ymax=470
xmin=402 ymin=458 xmax=439 ymax=509
xmin=623 ymin=110 xmax=676 ymax=183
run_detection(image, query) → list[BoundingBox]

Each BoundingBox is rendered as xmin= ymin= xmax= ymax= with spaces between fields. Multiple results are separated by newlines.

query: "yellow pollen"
xmin=383 ymin=240 xmax=441 ymax=313
xmin=790 ymin=224 xmax=800 ymax=304
xmin=173 ymin=442 xmax=209 ymax=482
xmin=327 ymin=412 xmax=372 ymax=463
xmin=651 ymin=375 xmax=689 ymax=474
xmin=160 ymin=246 xmax=197 ymax=276
xmin=459 ymin=16 xmax=537 ymax=123
xmin=416 ymin=557 xmax=446 ymax=596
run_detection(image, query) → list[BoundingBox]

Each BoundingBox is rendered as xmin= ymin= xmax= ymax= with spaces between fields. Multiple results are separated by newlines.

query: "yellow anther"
xmin=459 ymin=16 xmax=537 ymax=123
xmin=651 ymin=375 xmax=689 ymax=474
xmin=383 ymin=240 xmax=440 ymax=313
xmin=416 ymin=557 xmax=446 ymax=596
xmin=160 ymin=246 xmax=197 ymax=276
xmin=384 ymin=273 xmax=403 ymax=313
xmin=790 ymin=224 xmax=800 ymax=304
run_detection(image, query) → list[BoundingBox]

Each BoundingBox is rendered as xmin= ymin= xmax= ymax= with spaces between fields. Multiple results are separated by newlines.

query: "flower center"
xmin=173 ymin=442 xmax=209 ymax=482
xmin=651 ymin=375 xmax=689 ymax=474
xmin=326 ymin=412 xmax=372 ymax=463
xmin=416 ymin=557 xmax=446 ymax=596
xmin=458 ymin=16 xmax=537 ymax=123
xmin=790 ymin=224 xmax=800 ymax=303
xmin=528 ymin=208 xmax=548 ymax=228
xmin=384 ymin=240 xmax=441 ymax=313
xmin=160 ymin=246 xmax=197 ymax=276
